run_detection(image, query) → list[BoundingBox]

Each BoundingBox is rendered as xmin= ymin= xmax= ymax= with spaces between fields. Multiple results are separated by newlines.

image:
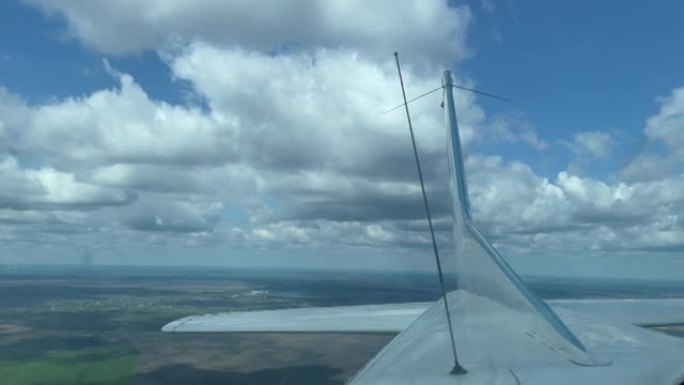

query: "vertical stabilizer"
xmin=441 ymin=71 xmax=598 ymax=368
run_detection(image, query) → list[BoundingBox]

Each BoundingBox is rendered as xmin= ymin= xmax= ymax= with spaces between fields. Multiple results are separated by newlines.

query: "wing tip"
xmin=161 ymin=320 xmax=178 ymax=332
xmin=161 ymin=316 xmax=195 ymax=332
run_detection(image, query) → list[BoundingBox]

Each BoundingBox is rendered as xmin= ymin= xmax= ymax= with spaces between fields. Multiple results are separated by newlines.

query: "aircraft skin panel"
xmin=347 ymin=296 xmax=521 ymax=385
xmin=548 ymin=298 xmax=684 ymax=327
xmin=161 ymin=302 xmax=430 ymax=333
xmin=163 ymin=295 xmax=684 ymax=383
xmin=347 ymin=291 xmax=684 ymax=385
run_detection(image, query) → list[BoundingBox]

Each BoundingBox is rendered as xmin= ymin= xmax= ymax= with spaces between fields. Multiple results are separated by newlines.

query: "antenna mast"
xmin=393 ymin=52 xmax=466 ymax=375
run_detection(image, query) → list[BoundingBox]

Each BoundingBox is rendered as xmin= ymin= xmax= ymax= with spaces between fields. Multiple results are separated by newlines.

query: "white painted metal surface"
xmin=162 ymin=302 xmax=430 ymax=333
xmin=347 ymin=292 xmax=684 ymax=385
xmin=162 ymin=298 xmax=684 ymax=334
xmin=548 ymin=298 xmax=684 ymax=327
xmin=163 ymin=294 xmax=684 ymax=384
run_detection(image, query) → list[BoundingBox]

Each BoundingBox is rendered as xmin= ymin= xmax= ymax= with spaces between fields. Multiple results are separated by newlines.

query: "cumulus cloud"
xmin=0 ymin=37 xmax=484 ymax=247
xmin=1 ymin=0 xmax=683 ymax=271
xmin=570 ymin=131 xmax=615 ymax=159
xmin=461 ymin=154 xmax=684 ymax=259
xmin=121 ymin=196 xmax=223 ymax=233
xmin=23 ymin=72 xmax=237 ymax=165
xmin=621 ymin=154 xmax=672 ymax=183
xmin=622 ymin=87 xmax=684 ymax=182
xmin=91 ymin=163 xmax=257 ymax=198
xmin=487 ymin=115 xmax=548 ymax=150
xmin=25 ymin=0 xmax=471 ymax=65
xmin=0 ymin=156 xmax=131 ymax=210
xmin=243 ymin=219 xmax=429 ymax=250
xmin=645 ymin=86 xmax=684 ymax=156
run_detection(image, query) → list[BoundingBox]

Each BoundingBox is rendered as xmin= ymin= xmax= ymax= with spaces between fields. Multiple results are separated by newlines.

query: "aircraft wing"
xmin=162 ymin=298 xmax=684 ymax=334
xmin=161 ymin=70 xmax=684 ymax=383
xmin=162 ymin=302 xmax=430 ymax=333
xmin=346 ymin=292 xmax=684 ymax=385
xmin=548 ymin=298 xmax=684 ymax=327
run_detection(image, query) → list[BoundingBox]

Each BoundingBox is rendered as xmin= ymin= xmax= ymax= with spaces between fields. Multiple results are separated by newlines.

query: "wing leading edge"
xmin=162 ymin=302 xmax=431 ymax=333
xmin=161 ymin=298 xmax=684 ymax=334
xmin=548 ymin=298 xmax=684 ymax=327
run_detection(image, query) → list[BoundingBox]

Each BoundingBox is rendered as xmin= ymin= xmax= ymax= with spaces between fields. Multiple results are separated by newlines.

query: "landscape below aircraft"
xmin=163 ymin=70 xmax=684 ymax=384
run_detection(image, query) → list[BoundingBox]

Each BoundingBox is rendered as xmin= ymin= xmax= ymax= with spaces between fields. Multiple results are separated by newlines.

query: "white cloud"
xmin=0 ymin=209 xmax=86 ymax=225
xmin=24 ymin=73 xmax=237 ymax=165
xmin=91 ymin=163 xmax=257 ymax=198
xmin=121 ymin=196 xmax=223 ymax=233
xmin=464 ymin=154 xmax=684 ymax=259
xmin=468 ymin=156 xmax=570 ymax=233
xmin=4 ymin=45 xmax=484 ymax=179
xmin=0 ymin=156 xmax=130 ymax=209
xmin=26 ymin=0 xmax=471 ymax=64
xmin=1 ymin=0 xmax=683 ymax=272
xmin=621 ymin=86 xmax=684 ymax=182
xmin=570 ymin=131 xmax=615 ymax=159
xmin=621 ymin=154 xmax=672 ymax=183
xmin=169 ymin=43 xmax=486 ymax=174
xmin=487 ymin=115 xmax=548 ymax=150
xmin=0 ymin=44 xmax=484 ymax=248
xmin=645 ymin=86 xmax=684 ymax=156
xmin=244 ymin=220 xmax=414 ymax=249
xmin=2 ymin=53 xmax=684 ymax=265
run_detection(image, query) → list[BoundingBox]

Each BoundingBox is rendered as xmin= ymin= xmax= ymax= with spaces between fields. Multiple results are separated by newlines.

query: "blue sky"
xmin=463 ymin=0 xmax=684 ymax=178
xmin=0 ymin=1 xmax=683 ymax=279
xmin=0 ymin=2 xmax=184 ymax=104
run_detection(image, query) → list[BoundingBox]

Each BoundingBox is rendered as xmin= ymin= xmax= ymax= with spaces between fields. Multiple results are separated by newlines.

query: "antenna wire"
xmin=393 ymin=52 xmax=466 ymax=375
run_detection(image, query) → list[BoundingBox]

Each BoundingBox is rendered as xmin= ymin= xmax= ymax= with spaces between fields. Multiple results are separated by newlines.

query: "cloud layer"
xmin=26 ymin=0 xmax=471 ymax=65
xmin=1 ymin=1 xmax=683 ymax=276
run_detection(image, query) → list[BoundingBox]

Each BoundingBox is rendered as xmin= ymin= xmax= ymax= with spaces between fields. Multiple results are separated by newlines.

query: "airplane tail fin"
xmin=441 ymin=71 xmax=598 ymax=368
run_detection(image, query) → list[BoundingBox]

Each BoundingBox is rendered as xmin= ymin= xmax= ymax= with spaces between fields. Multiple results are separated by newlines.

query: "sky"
xmin=0 ymin=0 xmax=683 ymax=279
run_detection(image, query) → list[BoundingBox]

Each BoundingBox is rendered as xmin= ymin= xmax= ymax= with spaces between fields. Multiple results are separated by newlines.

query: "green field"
xmin=0 ymin=349 xmax=135 ymax=385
